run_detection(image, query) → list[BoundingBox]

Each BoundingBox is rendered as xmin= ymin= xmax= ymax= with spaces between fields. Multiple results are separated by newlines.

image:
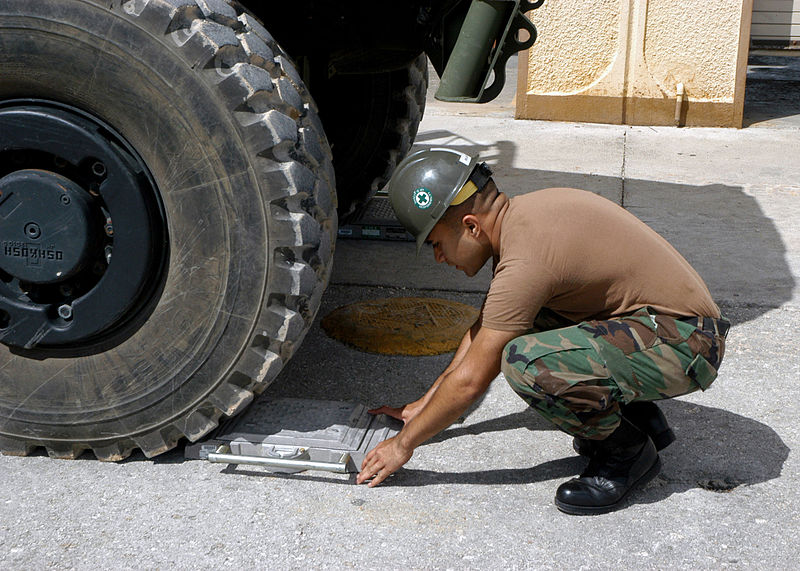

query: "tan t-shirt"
xmin=481 ymin=188 xmax=720 ymax=331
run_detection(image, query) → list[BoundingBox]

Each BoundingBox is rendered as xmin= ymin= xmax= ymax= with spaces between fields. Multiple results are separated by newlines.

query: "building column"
xmin=515 ymin=0 xmax=754 ymax=127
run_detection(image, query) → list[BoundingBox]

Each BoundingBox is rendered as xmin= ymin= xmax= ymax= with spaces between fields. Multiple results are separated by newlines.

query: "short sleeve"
xmin=480 ymin=254 xmax=555 ymax=331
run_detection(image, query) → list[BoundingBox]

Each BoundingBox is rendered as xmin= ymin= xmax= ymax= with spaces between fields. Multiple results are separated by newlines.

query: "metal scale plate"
xmin=337 ymin=196 xmax=414 ymax=241
xmin=185 ymin=398 xmax=402 ymax=474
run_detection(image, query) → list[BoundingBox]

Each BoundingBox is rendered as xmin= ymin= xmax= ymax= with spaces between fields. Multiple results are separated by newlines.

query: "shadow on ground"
xmin=257 ymin=152 xmax=793 ymax=497
xmin=407 ymin=132 xmax=794 ymax=316
xmin=256 ymin=286 xmax=789 ymax=507
xmin=388 ymin=400 xmax=789 ymax=493
xmin=744 ymin=52 xmax=800 ymax=127
xmin=216 ymin=397 xmax=788 ymax=510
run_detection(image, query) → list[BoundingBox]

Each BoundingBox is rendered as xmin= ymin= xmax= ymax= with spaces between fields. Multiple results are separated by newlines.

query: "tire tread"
xmin=1 ymin=0 xmax=335 ymax=460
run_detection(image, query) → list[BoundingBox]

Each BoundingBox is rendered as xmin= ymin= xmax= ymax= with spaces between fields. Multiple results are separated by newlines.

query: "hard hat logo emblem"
xmin=413 ymin=188 xmax=433 ymax=209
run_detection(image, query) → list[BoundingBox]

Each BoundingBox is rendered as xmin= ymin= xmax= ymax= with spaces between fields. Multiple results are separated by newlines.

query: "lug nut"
xmin=91 ymin=161 xmax=107 ymax=177
xmin=58 ymin=304 xmax=73 ymax=320
xmin=60 ymin=195 xmax=71 ymax=205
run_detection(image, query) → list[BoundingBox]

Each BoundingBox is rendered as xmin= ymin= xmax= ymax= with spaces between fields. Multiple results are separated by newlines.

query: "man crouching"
xmin=357 ymin=148 xmax=727 ymax=515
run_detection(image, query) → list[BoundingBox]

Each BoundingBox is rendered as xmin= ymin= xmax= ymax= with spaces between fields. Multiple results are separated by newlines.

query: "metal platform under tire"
xmin=185 ymin=398 xmax=402 ymax=474
xmin=337 ymin=195 xmax=414 ymax=241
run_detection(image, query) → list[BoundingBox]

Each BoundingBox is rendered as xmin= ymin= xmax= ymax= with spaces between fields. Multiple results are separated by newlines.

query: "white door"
xmin=752 ymin=0 xmax=800 ymax=47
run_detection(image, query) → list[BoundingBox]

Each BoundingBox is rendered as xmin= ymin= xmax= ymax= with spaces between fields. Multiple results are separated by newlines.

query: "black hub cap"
xmin=0 ymin=100 xmax=168 ymax=356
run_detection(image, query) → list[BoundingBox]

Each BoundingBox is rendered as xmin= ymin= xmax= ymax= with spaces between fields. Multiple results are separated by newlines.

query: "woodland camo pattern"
xmin=501 ymin=308 xmax=727 ymax=439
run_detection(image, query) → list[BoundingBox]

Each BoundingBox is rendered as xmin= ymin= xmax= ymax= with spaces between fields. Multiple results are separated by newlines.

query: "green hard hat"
xmin=387 ymin=148 xmax=480 ymax=253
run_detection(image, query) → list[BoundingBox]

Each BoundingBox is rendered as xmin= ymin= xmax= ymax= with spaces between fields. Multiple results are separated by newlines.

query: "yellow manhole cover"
xmin=321 ymin=297 xmax=480 ymax=356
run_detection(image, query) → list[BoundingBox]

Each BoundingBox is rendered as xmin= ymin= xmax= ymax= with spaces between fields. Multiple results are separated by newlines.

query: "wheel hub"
xmin=0 ymin=100 xmax=168 ymax=355
xmin=0 ymin=169 xmax=99 ymax=285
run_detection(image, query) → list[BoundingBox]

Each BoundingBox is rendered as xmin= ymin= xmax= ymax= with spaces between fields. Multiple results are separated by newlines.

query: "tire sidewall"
xmin=0 ymin=1 xmax=293 ymax=443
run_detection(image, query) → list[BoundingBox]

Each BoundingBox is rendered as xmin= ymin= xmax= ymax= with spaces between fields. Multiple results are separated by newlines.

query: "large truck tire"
xmin=321 ymin=55 xmax=428 ymax=220
xmin=0 ymin=0 xmax=336 ymax=460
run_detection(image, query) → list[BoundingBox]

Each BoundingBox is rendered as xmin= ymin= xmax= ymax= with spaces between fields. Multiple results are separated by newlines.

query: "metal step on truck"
xmin=0 ymin=0 xmax=541 ymax=469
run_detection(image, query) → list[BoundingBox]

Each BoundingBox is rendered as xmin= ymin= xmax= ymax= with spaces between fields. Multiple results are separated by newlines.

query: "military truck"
xmin=0 ymin=0 xmax=540 ymax=460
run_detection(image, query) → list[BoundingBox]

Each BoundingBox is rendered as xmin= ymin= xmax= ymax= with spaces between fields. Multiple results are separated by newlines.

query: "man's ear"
xmin=461 ymin=214 xmax=481 ymax=237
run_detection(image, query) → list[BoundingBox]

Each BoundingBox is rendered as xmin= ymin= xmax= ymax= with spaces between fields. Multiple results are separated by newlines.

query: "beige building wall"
xmin=515 ymin=0 xmax=754 ymax=127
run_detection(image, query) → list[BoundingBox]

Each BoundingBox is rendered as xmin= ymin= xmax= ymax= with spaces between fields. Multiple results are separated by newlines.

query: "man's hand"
xmin=359 ymin=326 xmax=521 ymax=488
xmin=356 ymin=436 xmax=413 ymax=487
xmin=365 ymin=321 xmax=482 ymax=427
xmin=368 ymin=402 xmax=423 ymax=424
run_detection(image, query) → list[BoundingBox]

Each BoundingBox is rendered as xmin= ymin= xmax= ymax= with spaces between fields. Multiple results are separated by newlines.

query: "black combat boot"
xmin=573 ymin=401 xmax=676 ymax=457
xmin=556 ymin=418 xmax=661 ymax=515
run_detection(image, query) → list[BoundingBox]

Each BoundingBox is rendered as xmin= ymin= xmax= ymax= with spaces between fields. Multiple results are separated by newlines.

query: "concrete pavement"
xmin=1 ymin=56 xmax=799 ymax=569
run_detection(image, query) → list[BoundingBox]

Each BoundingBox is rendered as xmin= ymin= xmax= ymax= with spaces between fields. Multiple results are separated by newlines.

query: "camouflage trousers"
xmin=501 ymin=307 xmax=727 ymax=440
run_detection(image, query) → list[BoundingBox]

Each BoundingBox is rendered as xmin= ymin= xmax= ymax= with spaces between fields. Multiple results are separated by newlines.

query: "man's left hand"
xmin=356 ymin=436 xmax=413 ymax=487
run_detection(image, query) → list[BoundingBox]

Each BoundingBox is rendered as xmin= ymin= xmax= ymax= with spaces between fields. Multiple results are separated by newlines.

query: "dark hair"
xmin=441 ymin=178 xmax=497 ymax=227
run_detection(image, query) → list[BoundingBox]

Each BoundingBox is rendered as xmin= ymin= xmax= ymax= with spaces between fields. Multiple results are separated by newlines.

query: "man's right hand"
xmin=367 ymin=318 xmax=480 ymax=427
xmin=368 ymin=402 xmax=423 ymax=425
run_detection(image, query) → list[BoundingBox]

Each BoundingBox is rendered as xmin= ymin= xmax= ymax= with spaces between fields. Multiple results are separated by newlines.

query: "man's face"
xmin=425 ymin=218 xmax=489 ymax=277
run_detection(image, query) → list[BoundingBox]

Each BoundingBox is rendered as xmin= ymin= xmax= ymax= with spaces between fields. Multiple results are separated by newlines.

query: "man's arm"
xmin=356 ymin=325 xmax=522 ymax=487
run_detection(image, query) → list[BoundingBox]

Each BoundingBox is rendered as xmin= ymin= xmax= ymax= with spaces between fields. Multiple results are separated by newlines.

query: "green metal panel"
xmin=435 ymin=0 xmax=542 ymax=103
